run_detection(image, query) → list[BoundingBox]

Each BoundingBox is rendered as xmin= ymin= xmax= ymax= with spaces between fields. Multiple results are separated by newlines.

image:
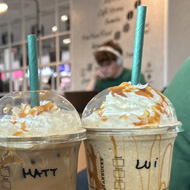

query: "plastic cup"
xmin=0 ymin=91 xmax=86 ymax=190
xmin=82 ymin=88 xmax=182 ymax=190
xmin=84 ymin=128 xmax=181 ymax=190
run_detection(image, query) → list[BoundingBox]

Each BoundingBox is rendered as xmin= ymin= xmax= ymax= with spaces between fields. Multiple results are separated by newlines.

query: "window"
xmin=0 ymin=0 xmax=70 ymax=96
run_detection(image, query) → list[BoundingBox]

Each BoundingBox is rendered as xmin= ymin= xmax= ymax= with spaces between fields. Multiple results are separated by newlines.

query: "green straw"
xmin=131 ymin=6 xmax=147 ymax=85
xmin=27 ymin=35 xmax=39 ymax=107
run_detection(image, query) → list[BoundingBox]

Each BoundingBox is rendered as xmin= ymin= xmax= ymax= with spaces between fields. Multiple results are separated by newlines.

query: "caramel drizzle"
xmin=110 ymin=85 xmax=128 ymax=97
xmin=154 ymin=88 xmax=168 ymax=104
xmin=13 ymin=122 xmax=28 ymax=136
xmin=18 ymin=102 xmax=54 ymax=118
xmin=99 ymin=82 xmax=169 ymax=126
xmin=159 ymin=143 xmax=173 ymax=190
xmin=87 ymin=144 xmax=103 ymax=190
xmin=147 ymin=135 xmax=158 ymax=190
xmin=94 ymin=108 xmax=108 ymax=122
xmin=18 ymin=104 xmax=35 ymax=118
xmin=133 ymin=86 xmax=167 ymax=127
xmin=153 ymin=88 xmax=169 ymax=117
xmin=135 ymin=88 xmax=154 ymax=98
xmin=132 ymin=136 xmax=144 ymax=190
xmin=134 ymin=106 xmax=162 ymax=127
xmin=10 ymin=120 xmax=17 ymax=124
xmin=167 ymin=145 xmax=173 ymax=186
xmin=158 ymin=135 xmax=161 ymax=187
xmin=21 ymin=122 xmax=28 ymax=132
xmin=133 ymin=135 xmax=173 ymax=190
xmin=109 ymin=82 xmax=155 ymax=98
xmin=157 ymin=100 xmax=169 ymax=117
xmin=111 ymin=136 xmax=122 ymax=190
xmin=13 ymin=131 xmax=24 ymax=136
xmin=9 ymin=102 xmax=54 ymax=136
xmin=119 ymin=115 xmax=128 ymax=119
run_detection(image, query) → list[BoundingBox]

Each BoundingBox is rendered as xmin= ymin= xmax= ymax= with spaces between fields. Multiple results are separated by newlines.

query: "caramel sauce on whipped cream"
xmin=89 ymin=82 xmax=175 ymax=128
xmin=10 ymin=102 xmax=55 ymax=136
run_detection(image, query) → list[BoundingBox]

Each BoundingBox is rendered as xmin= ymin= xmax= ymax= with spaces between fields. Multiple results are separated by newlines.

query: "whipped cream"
xmin=82 ymin=82 xmax=178 ymax=128
xmin=0 ymin=101 xmax=81 ymax=137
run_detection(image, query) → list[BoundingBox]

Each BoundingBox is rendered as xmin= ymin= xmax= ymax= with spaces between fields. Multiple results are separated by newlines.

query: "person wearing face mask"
xmin=86 ymin=40 xmax=146 ymax=91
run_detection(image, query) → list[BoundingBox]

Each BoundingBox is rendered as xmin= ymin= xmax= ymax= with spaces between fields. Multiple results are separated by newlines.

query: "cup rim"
xmin=0 ymin=129 xmax=86 ymax=143
xmin=83 ymin=121 xmax=183 ymax=135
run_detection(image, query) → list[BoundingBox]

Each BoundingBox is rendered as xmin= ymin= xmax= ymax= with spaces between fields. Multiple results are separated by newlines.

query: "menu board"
xmin=71 ymin=0 xmax=165 ymax=91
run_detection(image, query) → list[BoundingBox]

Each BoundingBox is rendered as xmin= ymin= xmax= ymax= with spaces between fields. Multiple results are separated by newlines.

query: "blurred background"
xmin=0 ymin=0 xmax=189 ymax=95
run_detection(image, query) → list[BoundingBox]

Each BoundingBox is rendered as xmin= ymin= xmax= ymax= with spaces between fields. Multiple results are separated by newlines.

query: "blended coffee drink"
xmin=82 ymin=82 xmax=182 ymax=190
xmin=0 ymin=91 xmax=86 ymax=190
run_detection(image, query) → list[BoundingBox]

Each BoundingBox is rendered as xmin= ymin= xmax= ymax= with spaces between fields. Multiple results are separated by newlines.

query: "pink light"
xmin=1 ymin=72 xmax=5 ymax=80
xmin=13 ymin=70 xmax=23 ymax=79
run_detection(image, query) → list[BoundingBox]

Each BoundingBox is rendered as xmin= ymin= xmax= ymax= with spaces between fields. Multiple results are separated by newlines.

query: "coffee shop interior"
xmin=0 ymin=0 xmax=190 ymax=186
xmin=0 ymin=0 xmax=190 ymax=96
xmin=0 ymin=0 xmax=71 ymax=95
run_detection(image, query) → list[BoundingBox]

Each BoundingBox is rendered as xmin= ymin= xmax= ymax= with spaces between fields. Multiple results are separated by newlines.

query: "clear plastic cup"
xmin=82 ymin=87 xmax=182 ymax=190
xmin=0 ymin=91 xmax=86 ymax=190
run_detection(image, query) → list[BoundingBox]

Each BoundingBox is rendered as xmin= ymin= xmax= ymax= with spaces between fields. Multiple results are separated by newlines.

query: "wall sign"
xmin=71 ymin=0 xmax=165 ymax=91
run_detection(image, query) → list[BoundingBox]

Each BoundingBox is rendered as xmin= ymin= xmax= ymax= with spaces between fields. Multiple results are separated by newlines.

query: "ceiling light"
xmin=52 ymin=26 xmax=57 ymax=32
xmin=0 ymin=1 xmax=8 ymax=14
xmin=61 ymin=15 xmax=68 ymax=22
xmin=63 ymin=38 xmax=71 ymax=44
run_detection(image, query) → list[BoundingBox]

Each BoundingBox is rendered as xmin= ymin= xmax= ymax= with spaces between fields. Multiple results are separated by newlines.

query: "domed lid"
xmin=82 ymin=82 xmax=182 ymax=134
xmin=0 ymin=91 xmax=86 ymax=143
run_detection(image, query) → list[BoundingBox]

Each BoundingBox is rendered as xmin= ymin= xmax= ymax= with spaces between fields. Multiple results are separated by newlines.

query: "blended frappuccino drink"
xmin=0 ymin=91 xmax=86 ymax=190
xmin=82 ymin=82 xmax=182 ymax=190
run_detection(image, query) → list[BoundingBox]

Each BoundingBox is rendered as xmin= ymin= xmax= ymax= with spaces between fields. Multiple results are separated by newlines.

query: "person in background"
xmin=86 ymin=40 xmax=146 ymax=91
